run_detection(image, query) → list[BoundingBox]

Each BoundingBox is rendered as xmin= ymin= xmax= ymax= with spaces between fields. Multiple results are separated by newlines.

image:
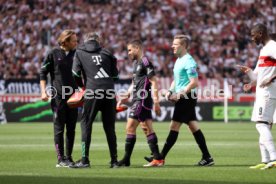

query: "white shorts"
xmin=251 ymin=96 xmax=276 ymax=124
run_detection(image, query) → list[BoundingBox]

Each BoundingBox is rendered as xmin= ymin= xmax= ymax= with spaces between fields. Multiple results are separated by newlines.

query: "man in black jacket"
xmin=40 ymin=29 xmax=78 ymax=167
xmin=70 ymin=32 xmax=119 ymax=168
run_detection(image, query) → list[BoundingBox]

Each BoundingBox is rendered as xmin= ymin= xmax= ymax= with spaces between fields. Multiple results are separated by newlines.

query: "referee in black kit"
xmin=40 ymin=30 xmax=78 ymax=167
xmin=70 ymin=32 xmax=119 ymax=168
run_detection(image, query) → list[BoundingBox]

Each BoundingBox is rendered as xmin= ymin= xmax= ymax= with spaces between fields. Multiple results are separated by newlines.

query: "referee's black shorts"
xmin=172 ymin=93 xmax=197 ymax=124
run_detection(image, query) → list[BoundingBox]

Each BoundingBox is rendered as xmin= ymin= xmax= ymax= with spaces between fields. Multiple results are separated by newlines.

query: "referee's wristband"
xmin=165 ymin=90 xmax=173 ymax=101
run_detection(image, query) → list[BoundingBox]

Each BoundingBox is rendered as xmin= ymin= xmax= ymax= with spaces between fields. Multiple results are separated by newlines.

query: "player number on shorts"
xmin=259 ymin=107 xmax=262 ymax=115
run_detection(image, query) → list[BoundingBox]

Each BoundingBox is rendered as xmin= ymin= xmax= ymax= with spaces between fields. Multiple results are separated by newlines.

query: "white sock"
xmin=256 ymin=123 xmax=276 ymax=161
xmin=259 ymin=137 xmax=270 ymax=163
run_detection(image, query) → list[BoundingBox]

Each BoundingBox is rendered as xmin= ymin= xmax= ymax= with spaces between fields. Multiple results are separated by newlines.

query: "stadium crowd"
xmin=1 ymin=0 xmax=276 ymax=93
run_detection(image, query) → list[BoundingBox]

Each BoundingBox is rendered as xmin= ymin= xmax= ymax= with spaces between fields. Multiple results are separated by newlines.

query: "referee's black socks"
xmin=193 ymin=129 xmax=211 ymax=159
xmin=161 ymin=130 xmax=179 ymax=159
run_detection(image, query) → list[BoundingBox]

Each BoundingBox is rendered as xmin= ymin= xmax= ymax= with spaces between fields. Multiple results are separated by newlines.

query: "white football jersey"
xmin=253 ymin=40 xmax=276 ymax=99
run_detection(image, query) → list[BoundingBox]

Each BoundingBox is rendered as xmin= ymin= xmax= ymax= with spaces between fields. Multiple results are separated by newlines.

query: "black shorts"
xmin=129 ymin=101 xmax=152 ymax=122
xmin=172 ymin=94 xmax=197 ymax=124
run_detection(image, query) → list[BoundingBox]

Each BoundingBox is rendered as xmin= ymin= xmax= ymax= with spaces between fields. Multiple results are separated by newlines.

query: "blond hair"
xmin=57 ymin=30 xmax=76 ymax=46
xmin=174 ymin=34 xmax=190 ymax=49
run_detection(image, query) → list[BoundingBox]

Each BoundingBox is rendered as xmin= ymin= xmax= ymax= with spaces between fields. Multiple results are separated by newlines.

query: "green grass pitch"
xmin=0 ymin=122 xmax=276 ymax=184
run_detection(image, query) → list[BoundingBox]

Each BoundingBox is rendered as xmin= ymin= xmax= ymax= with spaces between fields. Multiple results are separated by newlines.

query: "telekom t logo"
xmin=92 ymin=55 xmax=102 ymax=65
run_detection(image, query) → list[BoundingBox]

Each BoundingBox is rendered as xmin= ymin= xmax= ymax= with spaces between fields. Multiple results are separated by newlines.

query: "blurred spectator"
xmin=0 ymin=0 xmax=275 ymax=94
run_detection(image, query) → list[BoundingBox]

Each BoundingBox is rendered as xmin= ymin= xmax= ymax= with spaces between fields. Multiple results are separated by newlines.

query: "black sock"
xmin=161 ymin=130 xmax=179 ymax=159
xmin=123 ymin=134 xmax=136 ymax=161
xmin=193 ymin=129 xmax=211 ymax=159
xmin=147 ymin=133 xmax=161 ymax=160
xmin=81 ymin=156 xmax=89 ymax=163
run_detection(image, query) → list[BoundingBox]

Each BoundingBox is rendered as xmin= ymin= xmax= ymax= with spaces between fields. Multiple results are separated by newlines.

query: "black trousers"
xmin=81 ymin=97 xmax=117 ymax=162
xmin=51 ymin=97 xmax=78 ymax=160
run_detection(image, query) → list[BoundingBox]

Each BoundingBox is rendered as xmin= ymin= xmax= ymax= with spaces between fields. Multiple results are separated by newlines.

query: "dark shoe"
xmin=110 ymin=161 xmax=119 ymax=168
xmin=64 ymin=156 xmax=75 ymax=167
xmin=144 ymin=156 xmax=154 ymax=163
xmin=117 ymin=159 xmax=130 ymax=167
xmin=69 ymin=159 xmax=90 ymax=168
xmin=56 ymin=158 xmax=70 ymax=168
xmin=196 ymin=157 xmax=214 ymax=166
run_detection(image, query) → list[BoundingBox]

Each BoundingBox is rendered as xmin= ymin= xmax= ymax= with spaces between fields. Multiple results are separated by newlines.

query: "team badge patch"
xmin=190 ymin=68 xmax=197 ymax=74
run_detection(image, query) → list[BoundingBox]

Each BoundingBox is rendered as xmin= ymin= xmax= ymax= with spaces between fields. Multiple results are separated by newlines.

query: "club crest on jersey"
xmin=190 ymin=68 xmax=197 ymax=74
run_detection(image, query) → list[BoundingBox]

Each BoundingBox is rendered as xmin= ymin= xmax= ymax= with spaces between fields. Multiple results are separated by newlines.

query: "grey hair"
xmin=83 ymin=32 xmax=100 ymax=42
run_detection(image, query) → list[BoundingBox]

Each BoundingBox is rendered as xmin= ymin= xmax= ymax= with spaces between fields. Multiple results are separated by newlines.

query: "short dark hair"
xmin=58 ymin=30 xmax=76 ymax=46
xmin=251 ymin=23 xmax=268 ymax=35
xmin=174 ymin=34 xmax=190 ymax=49
xmin=127 ymin=40 xmax=143 ymax=49
xmin=270 ymin=33 xmax=276 ymax=41
xmin=83 ymin=32 xmax=100 ymax=42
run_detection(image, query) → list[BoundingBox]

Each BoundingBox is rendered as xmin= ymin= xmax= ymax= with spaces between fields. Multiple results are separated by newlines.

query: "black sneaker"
xmin=196 ymin=157 xmax=214 ymax=166
xmin=69 ymin=159 xmax=90 ymax=168
xmin=110 ymin=160 xmax=119 ymax=168
xmin=64 ymin=156 xmax=75 ymax=167
xmin=117 ymin=159 xmax=130 ymax=167
xmin=56 ymin=158 xmax=70 ymax=168
xmin=144 ymin=156 xmax=154 ymax=163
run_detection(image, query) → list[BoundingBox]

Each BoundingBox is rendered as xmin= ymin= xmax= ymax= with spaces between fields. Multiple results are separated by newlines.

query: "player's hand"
xmin=41 ymin=92 xmax=49 ymax=101
xmin=236 ymin=65 xmax=252 ymax=73
xmin=118 ymin=92 xmax=130 ymax=102
xmin=116 ymin=100 xmax=123 ymax=107
xmin=79 ymin=87 xmax=85 ymax=92
xmin=260 ymin=78 xmax=272 ymax=88
xmin=120 ymin=92 xmax=130 ymax=98
xmin=169 ymin=93 xmax=179 ymax=102
xmin=165 ymin=91 xmax=172 ymax=101
xmin=164 ymin=90 xmax=177 ymax=102
xmin=118 ymin=96 xmax=129 ymax=104
xmin=243 ymin=83 xmax=252 ymax=92
xmin=154 ymin=102 xmax=161 ymax=116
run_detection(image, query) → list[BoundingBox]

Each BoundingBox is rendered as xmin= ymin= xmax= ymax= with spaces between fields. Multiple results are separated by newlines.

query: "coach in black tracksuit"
xmin=71 ymin=32 xmax=119 ymax=168
xmin=40 ymin=30 xmax=78 ymax=167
